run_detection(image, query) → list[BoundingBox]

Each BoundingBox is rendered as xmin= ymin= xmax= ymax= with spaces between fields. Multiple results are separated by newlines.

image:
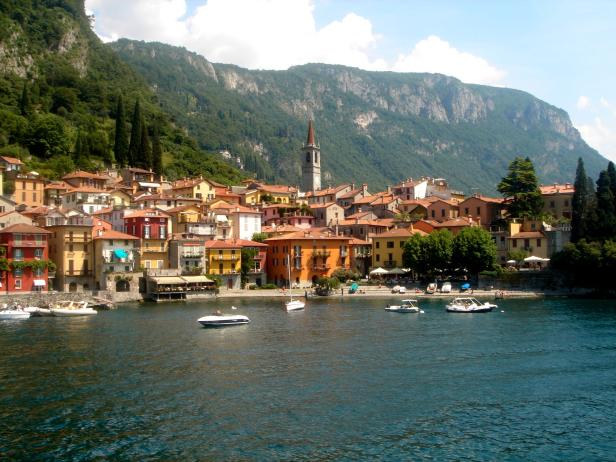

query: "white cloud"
xmin=577 ymin=95 xmax=590 ymax=109
xmin=392 ymin=35 xmax=505 ymax=85
xmin=85 ymin=0 xmax=500 ymax=81
xmin=577 ymin=117 xmax=616 ymax=162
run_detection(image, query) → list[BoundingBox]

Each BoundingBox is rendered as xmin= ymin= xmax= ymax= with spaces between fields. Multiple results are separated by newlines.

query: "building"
xmin=309 ymin=202 xmax=345 ymax=227
xmin=301 ymin=119 xmax=321 ymax=193
xmin=458 ymin=195 xmax=505 ymax=228
xmin=44 ymin=181 xmax=70 ymax=206
xmin=507 ymin=220 xmax=548 ymax=259
xmin=540 ymin=183 xmax=574 ymax=219
xmin=171 ymin=177 xmax=216 ymax=201
xmin=236 ymin=239 xmax=268 ymax=287
xmin=0 ymin=211 xmax=32 ymax=229
xmin=371 ymin=227 xmax=427 ymax=269
xmin=306 ymin=184 xmax=352 ymax=205
xmin=45 ymin=211 xmax=94 ymax=292
xmin=265 ymin=229 xmax=352 ymax=286
xmin=92 ymin=228 xmax=139 ymax=290
xmin=426 ymin=199 xmax=460 ymax=221
xmin=205 ymin=240 xmax=242 ymax=289
xmin=0 ymin=223 xmax=51 ymax=293
xmin=168 ymin=233 xmax=207 ymax=276
xmin=9 ymin=173 xmax=45 ymax=207
xmin=62 ymin=170 xmax=108 ymax=190
xmin=0 ymin=156 xmax=24 ymax=173
xmin=60 ymin=187 xmax=110 ymax=214
xmin=242 ymin=183 xmax=298 ymax=205
xmin=348 ymin=238 xmax=372 ymax=276
xmin=124 ymin=209 xmax=170 ymax=271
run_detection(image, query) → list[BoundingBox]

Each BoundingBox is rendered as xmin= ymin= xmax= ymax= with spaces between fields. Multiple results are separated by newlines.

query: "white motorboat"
xmin=441 ymin=282 xmax=452 ymax=293
xmin=391 ymin=285 xmax=407 ymax=294
xmin=50 ymin=301 xmax=97 ymax=317
xmin=197 ymin=314 xmax=250 ymax=327
xmin=284 ymin=254 xmax=305 ymax=311
xmin=446 ymin=297 xmax=497 ymax=313
xmin=0 ymin=307 xmax=31 ymax=320
xmin=24 ymin=306 xmax=54 ymax=317
xmin=385 ymin=299 xmax=420 ymax=313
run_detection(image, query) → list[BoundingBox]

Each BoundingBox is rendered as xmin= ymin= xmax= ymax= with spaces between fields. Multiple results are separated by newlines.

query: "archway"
xmin=68 ymin=282 xmax=77 ymax=292
xmin=116 ymin=280 xmax=130 ymax=292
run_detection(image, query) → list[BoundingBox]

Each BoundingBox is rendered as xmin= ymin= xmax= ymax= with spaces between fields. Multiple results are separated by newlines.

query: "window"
xmin=144 ymin=225 xmax=151 ymax=239
xmin=376 ymin=242 xmax=380 ymax=249
xmin=464 ymin=208 xmax=469 ymax=215
xmin=108 ymin=240 xmax=114 ymax=246
xmin=219 ymin=263 xmax=223 ymax=273
xmin=157 ymin=260 xmax=163 ymax=269
xmin=306 ymin=152 xmax=311 ymax=162
xmin=431 ymin=210 xmax=435 ymax=218
xmin=160 ymin=226 xmax=166 ymax=239
xmin=537 ymin=239 xmax=542 ymax=247
xmin=564 ymin=199 xmax=570 ymax=207
xmin=376 ymin=254 xmax=380 ymax=262
xmin=513 ymin=240 xmax=517 ymax=248
xmin=33 ymin=192 xmax=37 ymax=202
xmin=477 ymin=207 xmax=481 ymax=216
xmin=524 ymin=239 xmax=530 ymax=249
xmin=387 ymin=241 xmax=394 ymax=248
xmin=34 ymin=248 xmax=43 ymax=259
xmin=400 ymin=241 xmax=404 ymax=248
xmin=14 ymin=249 xmax=23 ymax=261
xmin=22 ymin=192 xmax=26 ymax=201
xmin=441 ymin=209 xmax=445 ymax=217
xmin=15 ymin=279 xmax=21 ymax=290
xmin=550 ymin=201 xmax=555 ymax=208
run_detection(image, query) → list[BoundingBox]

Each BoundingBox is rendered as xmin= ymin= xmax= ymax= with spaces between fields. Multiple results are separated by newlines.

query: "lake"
xmin=2 ymin=296 xmax=616 ymax=461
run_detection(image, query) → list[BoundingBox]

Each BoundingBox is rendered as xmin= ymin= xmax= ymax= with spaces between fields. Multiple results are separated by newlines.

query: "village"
xmin=0 ymin=121 xmax=573 ymax=303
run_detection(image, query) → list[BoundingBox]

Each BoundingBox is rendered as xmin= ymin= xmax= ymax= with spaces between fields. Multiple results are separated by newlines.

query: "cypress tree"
xmin=113 ymin=94 xmax=129 ymax=167
xmin=140 ymin=121 xmax=152 ymax=169
xmin=72 ymin=131 xmax=90 ymax=168
xmin=127 ymin=99 xmax=142 ymax=167
xmin=151 ymin=125 xmax=163 ymax=175
xmin=19 ymin=82 xmax=32 ymax=116
xmin=595 ymin=170 xmax=616 ymax=240
xmin=607 ymin=161 xmax=616 ymax=209
xmin=497 ymin=156 xmax=543 ymax=219
xmin=571 ymin=158 xmax=590 ymax=242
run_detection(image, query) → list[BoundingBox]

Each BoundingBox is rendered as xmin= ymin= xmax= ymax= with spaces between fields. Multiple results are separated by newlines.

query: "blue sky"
xmin=86 ymin=0 xmax=616 ymax=162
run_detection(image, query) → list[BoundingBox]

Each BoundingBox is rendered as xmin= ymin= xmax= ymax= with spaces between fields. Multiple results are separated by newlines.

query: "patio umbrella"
xmin=461 ymin=283 xmax=471 ymax=290
xmin=506 ymin=260 xmax=517 ymax=264
xmin=370 ymin=267 xmax=388 ymax=275
xmin=387 ymin=267 xmax=406 ymax=275
xmin=524 ymin=256 xmax=544 ymax=262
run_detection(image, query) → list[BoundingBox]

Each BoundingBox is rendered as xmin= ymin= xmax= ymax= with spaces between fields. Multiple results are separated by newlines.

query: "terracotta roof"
xmin=90 ymin=207 xmax=114 ymax=215
xmin=265 ymin=230 xmax=351 ymax=242
xmin=427 ymin=198 xmax=460 ymax=207
xmin=93 ymin=229 xmax=139 ymax=240
xmin=306 ymin=184 xmax=350 ymax=197
xmin=62 ymin=170 xmax=108 ymax=181
xmin=133 ymin=193 xmax=200 ymax=202
xmin=309 ymin=202 xmax=339 ymax=209
xmin=460 ymin=195 xmax=504 ymax=204
xmin=540 ymin=184 xmax=574 ymax=194
xmin=0 ymin=156 xmax=24 ymax=165
xmin=209 ymin=203 xmax=260 ymax=214
xmin=345 ymin=211 xmax=375 ymax=220
xmin=124 ymin=209 xmax=170 ymax=219
xmin=338 ymin=188 xmax=366 ymax=200
xmin=0 ymin=223 xmax=51 ymax=234
xmin=399 ymin=199 xmax=431 ymax=207
xmin=257 ymin=184 xmax=297 ymax=194
xmin=338 ymin=219 xmax=391 ymax=227
xmin=61 ymin=187 xmax=110 ymax=195
xmin=509 ymin=231 xmax=545 ymax=239
xmin=44 ymin=181 xmax=70 ymax=190
xmin=374 ymin=227 xmax=427 ymax=238
xmin=172 ymin=178 xmax=210 ymax=189
xmin=433 ymin=217 xmax=475 ymax=228
xmin=205 ymin=239 xmax=243 ymax=249
xmin=165 ymin=204 xmax=200 ymax=213
xmin=127 ymin=167 xmax=153 ymax=174
xmin=348 ymin=238 xmax=371 ymax=245
xmin=214 ymin=186 xmax=240 ymax=197
xmin=262 ymin=224 xmax=302 ymax=233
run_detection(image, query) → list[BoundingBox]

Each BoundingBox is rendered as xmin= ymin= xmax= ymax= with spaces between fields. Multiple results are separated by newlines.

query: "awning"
xmin=387 ymin=268 xmax=407 ymax=275
xmin=114 ymin=249 xmax=128 ymax=259
xmin=215 ymin=214 xmax=228 ymax=222
xmin=34 ymin=279 xmax=46 ymax=287
xmin=151 ymin=276 xmax=186 ymax=284
xmin=138 ymin=182 xmax=161 ymax=188
xmin=370 ymin=267 xmax=388 ymax=275
xmin=181 ymin=275 xmax=214 ymax=283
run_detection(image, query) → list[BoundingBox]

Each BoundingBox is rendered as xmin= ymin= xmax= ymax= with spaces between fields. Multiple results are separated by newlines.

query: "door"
xmin=227 ymin=278 xmax=233 ymax=289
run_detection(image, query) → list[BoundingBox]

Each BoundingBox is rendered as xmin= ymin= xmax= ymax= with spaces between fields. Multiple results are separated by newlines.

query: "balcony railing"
xmin=312 ymin=250 xmax=331 ymax=258
xmin=64 ymin=270 xmax=92 ymax=276
xmin=182 ymin=252 xmax=204 ymax=259
xmin=12 ymin=240 xmax=46 ymax=247
xmin=103 ymin=255 xmax=134 ymax=264
xmin=215 ymin=255 xmax=238 ymax=261
xmin=311 ymin=265 xmax=330 ymax=271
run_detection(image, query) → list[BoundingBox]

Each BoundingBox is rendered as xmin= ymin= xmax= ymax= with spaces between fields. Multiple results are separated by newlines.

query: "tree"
xmin=139 ymin=122 xmax=152 ymax=169
xmin=72 ymin=130 xmax=91 ymax=169
xmin=571 ymin=158 xmax=595 ymax=242
xmin=151 ymin=124 xmax=163 ymax=175
xmin=608 ymin=162 xmax=616 ymax=210
xmin=240 ymin=248 xmax=258 ymax=287
xmin=127 ymin=99 xmax=142 ymax=167
xmin=403 ymin=233 xmax=427 ymax=276
xmin=594 ymin=170 xmax=616 ymax=241
xmin=113 ymin=94 xmax=129 ymax=167
xmin=19 ymin=82 xmax=32 ymax=117
xmin=251 ymin=232 xmax=268 ymax=243
xmin=452 ymin=226 xmax=497 ymax=277
xmin=423 ymin=230 xmax=454 ymax=276
xmin=497 ymin=156 xmax=543 ymax=219
xmin=24 ymin=114 xmax=70 ymax=158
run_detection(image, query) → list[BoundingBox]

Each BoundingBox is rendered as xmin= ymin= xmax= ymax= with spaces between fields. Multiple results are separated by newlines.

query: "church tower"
xmin=301 ymin=119 xmax=321 ymax=192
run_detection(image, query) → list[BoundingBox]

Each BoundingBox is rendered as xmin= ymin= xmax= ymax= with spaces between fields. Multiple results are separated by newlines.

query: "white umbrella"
xmin=370 ymin=267 xmax=389 ymax=275
xmin=506 ymin=260 xmax=517 ymax=264
xmin=541 ymin=258 xmax=551 ymax=262
xmin=524 ymin=256 xmax=544 ymax=262
xmin=387 ymin=267 xmax=406 ymax=275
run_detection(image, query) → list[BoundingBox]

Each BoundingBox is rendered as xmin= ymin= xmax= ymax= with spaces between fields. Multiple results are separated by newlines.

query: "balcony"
xmin=311 ymin=264 xmax=330 ymax=271
xmin=182 ymin=252 xmax=204 ymax=259
xmin=312 ymin=250 xmax=331 ymax=258
xmin=12 ymin=240 xmax=46 ymax=248
xmin=103 ymin=255 xmax=134 ymax=264
xmin=64 ymin=270 xmax=92 ymax=276
xmin=215 ymin=254 xmax=238 ymax=261
xmin=66 ymin=236 xmax=90 ymax=243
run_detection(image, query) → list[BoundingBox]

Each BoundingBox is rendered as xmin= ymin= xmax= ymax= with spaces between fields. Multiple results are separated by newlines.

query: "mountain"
xmin=111 ymin=39 xmax=606 ymax=193
xmin=0 ymin=0 xmax=244 ymax=184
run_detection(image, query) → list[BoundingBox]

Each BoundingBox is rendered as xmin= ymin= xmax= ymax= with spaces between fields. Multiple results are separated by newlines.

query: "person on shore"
xmin=341 ymin=287 xmax=344 ymax=296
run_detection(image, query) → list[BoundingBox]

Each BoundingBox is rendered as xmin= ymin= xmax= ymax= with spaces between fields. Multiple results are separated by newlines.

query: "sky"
xmin=85 ymin=0 xmax=616 ymax=163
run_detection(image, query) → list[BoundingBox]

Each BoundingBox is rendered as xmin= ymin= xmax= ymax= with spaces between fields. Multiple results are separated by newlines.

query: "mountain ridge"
xmin=111 ymin=39 xmax=605 ymax=193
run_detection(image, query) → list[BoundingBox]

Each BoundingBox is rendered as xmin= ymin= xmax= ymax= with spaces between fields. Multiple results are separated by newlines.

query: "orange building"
xmin=10 ymin=174 xmax=45 ymax=207
xmin=265 ymin=229 xmax=352 ymax=286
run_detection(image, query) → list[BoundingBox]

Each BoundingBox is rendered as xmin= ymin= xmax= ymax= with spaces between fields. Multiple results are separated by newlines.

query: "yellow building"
xmin=10 ymin=173 xmax=45 ymax=207
xmin=171 ymin=177 xmax=216 ymax=202
xmin=108 ymin=189 xmax=132 ymax=208
xmin=507 ymin=221 xmax=548 ymax=259
xmin=46 ymin=214 xmax=94 ymax=292
xmin=205 ymin=240 xmax=242 ymax=289
xmin=372 ymin=227 xmax=427 ymax=269
xmin=242 ymin=182 xmax=297 ymax=205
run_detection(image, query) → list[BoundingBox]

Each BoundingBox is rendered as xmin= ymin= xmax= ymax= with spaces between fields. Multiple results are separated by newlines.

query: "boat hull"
xmin=446 ymin=306 xmax=493 ymax=313
xmin=0 ymin=311 xmax=31 ymax=320
xmin=197 ymin=315 xmax=250 ymax=327
xmin=50 ymin=309 xmax=98 ymax=317
xmin=285 ymin=300 xmax=305 ymax=311
xmin=385 ymin=307 xmax=420 ymax=313
xmin=24 ymin=307 xmax=54 ymax=317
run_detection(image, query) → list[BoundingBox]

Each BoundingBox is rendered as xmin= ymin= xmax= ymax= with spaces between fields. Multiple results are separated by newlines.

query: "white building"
xmin=61 ymin=188 xmax=110 ymax=214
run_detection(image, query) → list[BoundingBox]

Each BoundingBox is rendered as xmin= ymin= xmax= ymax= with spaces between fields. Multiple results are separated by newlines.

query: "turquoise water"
xmin=2 ymin=297 xmax=616 ymax=460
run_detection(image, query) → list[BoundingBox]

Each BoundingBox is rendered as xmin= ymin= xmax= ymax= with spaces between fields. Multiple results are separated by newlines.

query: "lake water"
xmin=2 ymin=296 xmax=616 ymax=461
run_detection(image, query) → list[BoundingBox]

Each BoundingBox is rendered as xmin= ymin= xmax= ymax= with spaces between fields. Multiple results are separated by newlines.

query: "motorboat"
xmin=426 ymin=283 xmax=437 ymax=294
xmin=197 ymin=313 xmax=250 ymax=327
xmin=385 ymin=299 xmax=420 ymax=313
xmin=24 ymin=306 xmax=54 ymax=317
xmin=446 ymin=297 xmax=497 ymax=313
xmin=50 ymin=301 xmax=97 ymax=317
xmin=391 ymin=285 xmax=407 ymax=294
xmin=441 ymin=282 xmax=452 ymax=293
xmin=0 ymin=305 xmax=31 ymax=320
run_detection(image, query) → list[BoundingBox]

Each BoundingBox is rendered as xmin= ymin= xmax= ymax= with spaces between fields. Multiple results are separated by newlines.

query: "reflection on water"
xmin=2 ymin=297 xmax=616 ymax=460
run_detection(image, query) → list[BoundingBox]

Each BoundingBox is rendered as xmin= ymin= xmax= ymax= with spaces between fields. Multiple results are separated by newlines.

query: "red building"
xmin=123 ymin=209 xmax=170 ymax=270
xmin=0 ymin=223 xmax=51 ymax=293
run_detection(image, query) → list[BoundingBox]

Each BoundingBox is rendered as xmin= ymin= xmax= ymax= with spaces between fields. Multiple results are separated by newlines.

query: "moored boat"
xmin=24 ymin=306 xmax=54 ymax=317
xmin=385 ymin=299 xmax=420 ymax=313
xmin=197 ymin=313 xmax=250 ymax=327
xmin=446 ymin=297 xmax=497 ymax=313
xmin=50 ymin=301 xmax=97 ymax=317
xmin=0 ymin=306 xmax=31 ymax=320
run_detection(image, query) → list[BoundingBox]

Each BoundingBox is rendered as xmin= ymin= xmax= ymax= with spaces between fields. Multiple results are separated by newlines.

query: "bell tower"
xmin=301 ymin=119 xmax=321 ymax=192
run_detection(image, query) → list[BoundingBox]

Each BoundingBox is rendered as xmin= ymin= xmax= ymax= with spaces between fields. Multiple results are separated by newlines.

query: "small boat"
xmin=284 ymin=254 xmax=305 ymax=311
xmin=197 ymin=313 xmax=250 ymax=327
xmin=426 ymin=283 xmax=437 ymax=294
xmin=385 ymin=299 xmax=420 ymax=313
xmin=441 ymin=282 xmax=452 ymax=293
xmin=0 ymin=306 xmax=31 ymax=320
xmin=50 ymin=301 xmax=97 ymax=317
xmin=24 ymin=306 xmax=54 ymax=317
xmin=391 ymin=285 xmax=407 ymax=294
xmin=446 ymin=297 xmax=497 ymax=313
